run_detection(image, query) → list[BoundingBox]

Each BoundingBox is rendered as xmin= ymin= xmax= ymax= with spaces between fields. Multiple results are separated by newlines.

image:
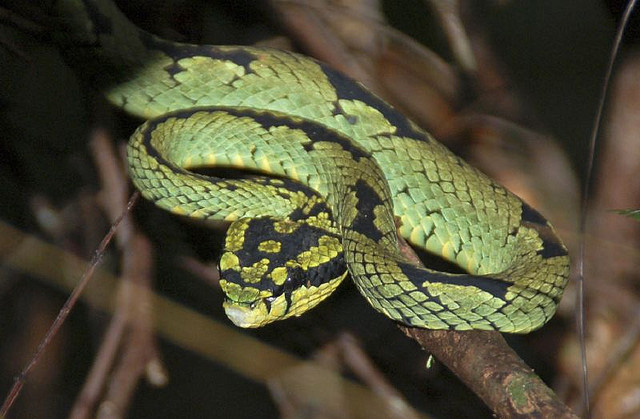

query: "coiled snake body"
xmin=57 ymin=0 xmax=570 ymax=333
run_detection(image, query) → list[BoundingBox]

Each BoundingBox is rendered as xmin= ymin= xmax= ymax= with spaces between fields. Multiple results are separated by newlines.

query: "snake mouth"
xmin=222 ymin=299 xmax=270 ymax=328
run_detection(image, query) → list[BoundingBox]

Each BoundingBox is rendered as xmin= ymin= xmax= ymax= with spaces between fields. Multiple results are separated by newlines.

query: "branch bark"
xmin=401 ymin=328 xmax=577 ymax=418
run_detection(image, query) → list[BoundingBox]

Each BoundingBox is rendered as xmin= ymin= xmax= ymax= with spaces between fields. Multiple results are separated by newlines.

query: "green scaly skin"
xmin=56 ymin=0 xmax=570 ymax=333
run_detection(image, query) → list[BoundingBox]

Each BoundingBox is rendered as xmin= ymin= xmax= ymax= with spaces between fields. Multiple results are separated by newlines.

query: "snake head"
xmin=218 ymin=217 xmax=347 ymax=327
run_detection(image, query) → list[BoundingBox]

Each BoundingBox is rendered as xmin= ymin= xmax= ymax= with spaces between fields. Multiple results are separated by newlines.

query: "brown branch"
xmin=401 ymin=328 xmax=577 ymax=418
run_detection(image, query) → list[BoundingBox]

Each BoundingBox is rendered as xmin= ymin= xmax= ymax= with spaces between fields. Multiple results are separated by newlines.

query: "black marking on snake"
xmin=232 ymin=218 xmax=333 ymax=266
xmin=536 ymin=239 xmax=568 ymax=259
xmin=283 ymin=282 xmax=294 ymax=313
xmin=222 ymin=227 xmax=346 ymax=298
xmin=263 ymin=296 xmax=274 ymax=312
xmin=521 ymin=203 xmax=548 ymax=226
xmin=286 ymin=207 xmax=306 ymax=221
xmin=140 ymin=33 xmax=257 ymax=75
xmin=263 ymin=268 xmax=304 ymax=313
xmin=177 ymin=105 xmax=372 ymax=163
xmin=233 ymin=108 xmax=371 ymax=163
xmin=289 ymin=200 xmax=332 ymax=221
xmin=399 ymin=263 xmax=509 ymax=301
xmin=520 ymin=203 xmax=568 ymax=258
xmin=221 ymin=216 xmax=347 ymax=298
xmin=350 ymin=180 xmax=386 ymax=242
xmin=223 ymin=182 xmax=238 ymax=192
xmin=320 ymin=64 xmax=425 ymax=140
xmin=164 ymin=60 xmax=185 ymax=78
xmin=308 ymin=201 xmax=332 ymax=217
xmin=331 ymin=101 xmax=358 ymax=125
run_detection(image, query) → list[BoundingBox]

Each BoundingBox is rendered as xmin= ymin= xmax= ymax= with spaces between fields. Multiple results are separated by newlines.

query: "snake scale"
xmin=56 ymin=0 xmax=569 ymax=333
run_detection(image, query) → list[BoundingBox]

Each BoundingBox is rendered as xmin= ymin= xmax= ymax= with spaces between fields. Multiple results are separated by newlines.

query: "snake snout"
xmin=222 ymin=299 xmax=269 ymax=328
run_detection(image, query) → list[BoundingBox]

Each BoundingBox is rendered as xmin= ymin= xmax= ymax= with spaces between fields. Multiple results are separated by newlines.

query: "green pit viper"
xmin=55 ymin=0 xmax=569 ymax=333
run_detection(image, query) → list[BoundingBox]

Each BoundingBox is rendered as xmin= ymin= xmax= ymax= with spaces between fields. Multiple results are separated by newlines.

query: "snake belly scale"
xmin=57 ymin=0 xmax=570 ymax=333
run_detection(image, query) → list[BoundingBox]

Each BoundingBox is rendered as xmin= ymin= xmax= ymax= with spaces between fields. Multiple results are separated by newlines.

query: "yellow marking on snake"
xmin=258 ymin=240 xmax=281 ymax=254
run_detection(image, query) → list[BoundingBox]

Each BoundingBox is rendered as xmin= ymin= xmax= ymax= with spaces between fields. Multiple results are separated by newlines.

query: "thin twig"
xmin=0 ymin=192 xmax=139 ymax=417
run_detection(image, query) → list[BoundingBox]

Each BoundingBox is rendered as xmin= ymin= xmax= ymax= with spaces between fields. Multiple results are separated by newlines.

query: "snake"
xmin=55 ymin=0 xmax=570 ymax=333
